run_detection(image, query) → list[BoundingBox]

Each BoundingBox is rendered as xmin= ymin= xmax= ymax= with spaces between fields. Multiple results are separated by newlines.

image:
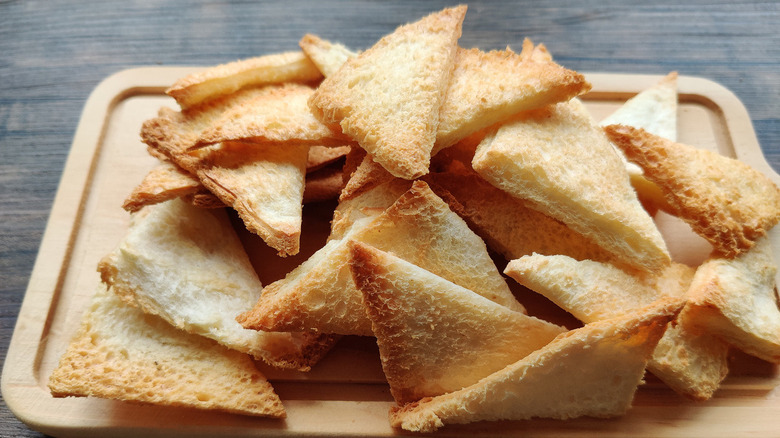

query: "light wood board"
xmin=2 ymin=67 xmax=779 ymax=437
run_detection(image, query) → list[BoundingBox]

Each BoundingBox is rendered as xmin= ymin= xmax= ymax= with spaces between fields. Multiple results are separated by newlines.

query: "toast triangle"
xmin=308 ymin=6 xmax=466 ymax=179
xmin=472 ymin=98 xmax=670 ymax=272
xmin=505 ymin=254 xmax=729 ymax=400
xmin=390 ymin=297 xmax=683 ymax=432
xmin=604 ymin=124 xmax=780 ymax=257
xmin=166 ymin=50 xmax=322 ymax=110
xmin=48 ymin=284 xmax=286 ymax=418
xmin=434 ymin=41 xmax=591 ymax=152
xmin=196 ymin=141 xmax=308 ymax=256
xmin=99 ymin=198 xmax=336 ymax=370
xmin=348 ymin=241 xmax=564 ymax=404
xmin=684 ymin=236 xmax=780 ymax=362
xmin=600 ymin=72 xmax=678 ymax=212
xmin=299 ymin=34 xmax=358 ymax=78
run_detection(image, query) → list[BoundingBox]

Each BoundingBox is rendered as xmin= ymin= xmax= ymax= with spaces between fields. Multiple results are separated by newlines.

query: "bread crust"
xmin=167 ymin=50 xmax=322 ymax=109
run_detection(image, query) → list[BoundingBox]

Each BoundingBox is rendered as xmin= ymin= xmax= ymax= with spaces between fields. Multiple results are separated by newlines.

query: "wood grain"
xmin=1 ymin=1 xmax=778 ymax=436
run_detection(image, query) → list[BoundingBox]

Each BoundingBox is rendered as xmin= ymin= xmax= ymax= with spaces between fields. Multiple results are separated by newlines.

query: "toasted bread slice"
xmin=142 ymin=111 xmax=310 ymax=256
xmin=194 ymin=82 xmax=350 ymax=149
xmin=122 ymin=161 xmax=204 ymax=212
xmin=600 ymin=72 xmax=678 ymax=213
xmin=349 ymin=241 xmax=563 ymax=403
xmin=166 ymin=50 xmax=322 ymax=110
xmin=684 ymin=236 xmax=780 ymax=362
xmin=605 ymin=124 xmax=780 ymax=257
xmin=196 ymin=141 xmax=308 ymax=256
xmin=142 ymin=84 xmax=347 ymax=158
xmin=505 ymin=254 xmax=729 ymax=400
xmin=308 ymin=6 xmax=466 ymax=179
xmin=433 ymin=41 xmax=590 ymax=152
xmin=424 ymin=161 xmax=613 ymax=262
xmin=237 ymin=181 xmax=524 ymax=336
xmin=390 ymin=297 xmax=683 ymax=432
xmin=98 ymin=198 xmax=336 ymax=370
xmin=600 ymin=72 xmax=678 ymax=141
xmin=48 ymin=284 xmax=286 ymax=418
xmin=299 ymin=34 xmax=358 ymax=77
xmin=472 ymin=99 xmax=670 ymax=272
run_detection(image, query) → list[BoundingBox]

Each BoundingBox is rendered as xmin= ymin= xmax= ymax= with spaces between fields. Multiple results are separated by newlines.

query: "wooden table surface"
xmin=1 ymin=1 xmax=778 ymax=436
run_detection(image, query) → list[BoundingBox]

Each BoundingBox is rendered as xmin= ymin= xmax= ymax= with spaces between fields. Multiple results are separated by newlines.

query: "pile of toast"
xmin=48 ymin=4 xmax=780 ymax=433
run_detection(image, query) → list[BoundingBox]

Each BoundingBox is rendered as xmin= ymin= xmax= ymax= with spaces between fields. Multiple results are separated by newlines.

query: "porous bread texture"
xmin=433 ymin=40 xmax=591 ymax=152
xmin=196 ymin=141 xmax=308 ymax=256
xmin=604 ymin=124 xmax=780 ymax=258
xmin=684 ymin=236 xmax=780 ymax=363
xmin=48 ymin=284 xmax=286 ymax=418
xmin=424 ymin=161 xmax=613 ymax=263
xmin=237 ymin=181 xmax=524 ymax=336
xmin=390 ymin=297 xmax=683 ymax=432
xmin=166 ymin=50 xmax=322 ymax=110
xmin=348 ymin=241 xmax=563 ymax=404
xmin=505 ymin=254 xmax=729 ymax=400
xmin=308 ymin=5 xmax=466 ymax=180
xmin=299 ymin=34 xmax=358 ymax=78
xmin=122 ymin=161 xmax=204 ymax=212
xmin=472 ymin=98 xmax=670 ymax=273
xmin=99 ymin=198 xmax=335 ymax=370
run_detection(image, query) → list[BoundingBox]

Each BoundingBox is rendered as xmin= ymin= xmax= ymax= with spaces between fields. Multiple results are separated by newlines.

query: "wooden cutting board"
xmin=2 ymin=67 xmax=779 ymax=437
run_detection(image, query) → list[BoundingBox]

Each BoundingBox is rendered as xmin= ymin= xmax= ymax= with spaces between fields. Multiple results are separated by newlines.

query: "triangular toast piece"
xmin=604 ymin=124 xmax=780 ymax=257
xmin=48 ymin=284 xmax=286 ymax=418
xmin=472 ymin=98 xmax=670 ymax=272
xmin=194 ymin=82 xmax=350 ymax=149
xmin=600 ymin=72 xmax=678 ymax=213
xmin=142 ymin=84 xmax=348 ymax=156
xmin=196 ymin=141 xmax=308 ymax=256
xmin=98 ymin=198 xmax=337 ymax=370
xmin=122 ymin=161 xmax=204 ymax=212
xmin=299 ymin=34 xmax=358 ymax=78
xmin=684 ymin=236 xmax=780 ymax=363
xmin=433 ymin=40 xmax=590 ymax=152
xmin=349 ymin=241 xmax=564 ymax=404
xmin=390 ymin=297 xmax=683 ymax=432
xmin=141 ymin=110 xmax=311 ymax=256
xmin=600 ymin=72 xmax=678 ymax=141
xmin=237 ymin=181 xmax=524 ymax=336
xmin=166 ymin=50 xmax=323 ymax=110
xmin=308 ymin=6 xmax=466 ymax=179
xmin=505 ymin=254 xmax=729 ymax=400
xmin=424 ymin=161 xmax=613 ymax=262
